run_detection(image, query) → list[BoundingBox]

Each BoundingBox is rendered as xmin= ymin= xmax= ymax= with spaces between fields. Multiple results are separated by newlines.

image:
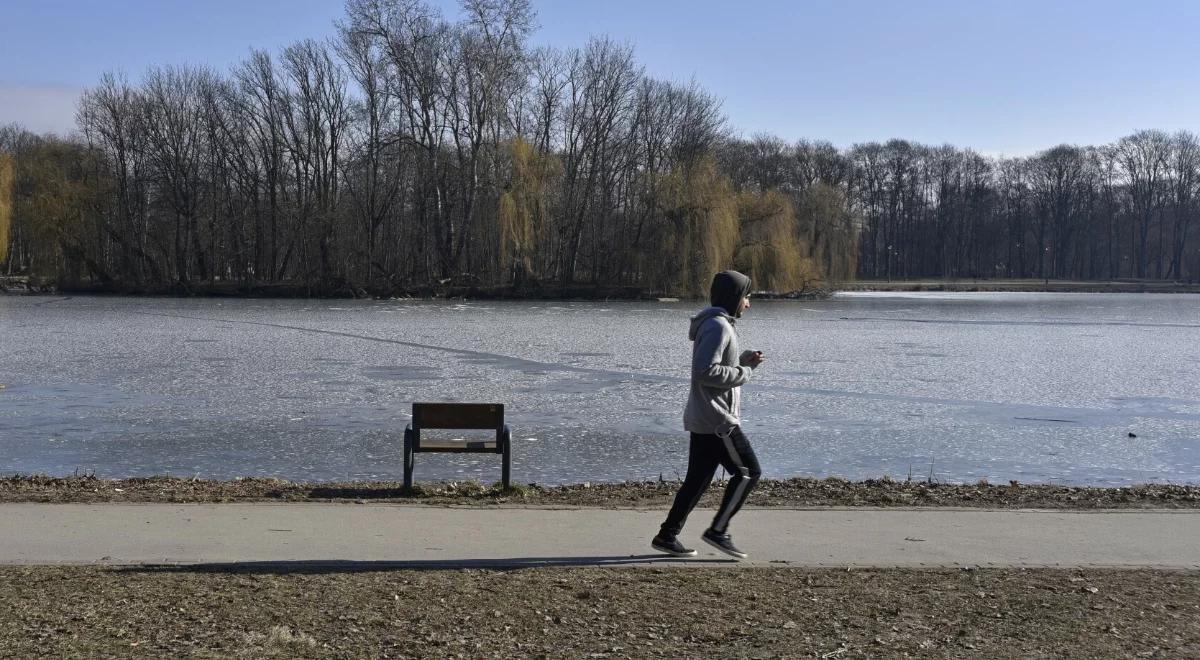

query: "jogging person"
xmin=653 ymin=270 xmax=764 ymax=559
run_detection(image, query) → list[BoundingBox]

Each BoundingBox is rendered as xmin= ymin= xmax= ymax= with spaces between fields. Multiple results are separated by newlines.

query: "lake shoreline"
xmin=3 ymin=474 xmax=1197 ymax=508
xmin=839 ymin=278 xmax=1200 ymax=294
xmin=2 ymin=276 xmax=835 ymax=300
xmin=8 ymin=274 xmax=1200 ymax=298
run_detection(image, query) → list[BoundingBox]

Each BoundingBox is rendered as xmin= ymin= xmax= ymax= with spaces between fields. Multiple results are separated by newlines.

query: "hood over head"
xmin=689 ymin=305 xmax=731 ymax=341
xmin=709 ymin=270 xmax=752 ymax=318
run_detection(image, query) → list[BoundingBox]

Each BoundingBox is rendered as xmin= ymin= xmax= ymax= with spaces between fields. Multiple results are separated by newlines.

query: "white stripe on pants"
xmin=713 ymin=428 xmax=750 ymax=532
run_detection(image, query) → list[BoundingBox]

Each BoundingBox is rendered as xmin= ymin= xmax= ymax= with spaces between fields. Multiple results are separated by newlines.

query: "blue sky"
xmin=2 ymin=0 xmax=1198 ymax=155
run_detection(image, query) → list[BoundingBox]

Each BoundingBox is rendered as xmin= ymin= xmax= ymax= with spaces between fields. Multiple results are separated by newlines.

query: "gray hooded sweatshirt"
xmin=683 ymin=271 xmax=757 ymax=435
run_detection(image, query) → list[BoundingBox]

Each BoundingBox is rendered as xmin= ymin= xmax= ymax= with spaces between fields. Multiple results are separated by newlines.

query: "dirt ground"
xmin=2 ymin=474 xmax=1197 ymax=509
xmin=1 ymin=565 xmax=1195 ymax=658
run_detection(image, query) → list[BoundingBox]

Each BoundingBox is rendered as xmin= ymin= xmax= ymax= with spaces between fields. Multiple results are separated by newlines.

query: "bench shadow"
xmin=114 ymin=555 xmax=738 ymax=574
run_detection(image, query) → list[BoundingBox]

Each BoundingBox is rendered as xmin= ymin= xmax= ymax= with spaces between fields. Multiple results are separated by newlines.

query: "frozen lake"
xmin=1 ymin=292 xmax=1198 ymax=486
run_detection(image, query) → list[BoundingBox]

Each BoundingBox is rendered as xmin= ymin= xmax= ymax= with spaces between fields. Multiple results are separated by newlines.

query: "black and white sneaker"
xmin=651 ymin=534 xmax=697 ymax=557
xmin=702 ymin=528 xmax=748 ymax=560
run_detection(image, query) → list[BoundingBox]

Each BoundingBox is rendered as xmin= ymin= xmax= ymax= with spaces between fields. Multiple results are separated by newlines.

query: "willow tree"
xmin=0 ymin=153 xmax=12 ymax=267
xmin=498 ymin=137 xmax=557 ymax=285
xmin=644 ymin=157 xmax=739 ymax=296
xmin=16 ymin=140 xmax=108 ymax=283
xmin=734 ymin=189 xmax=816 ymax=292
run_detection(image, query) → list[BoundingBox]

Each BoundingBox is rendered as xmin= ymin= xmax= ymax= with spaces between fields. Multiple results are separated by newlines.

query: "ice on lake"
xmin=1 ymin=292 xmax=1198 ymax=485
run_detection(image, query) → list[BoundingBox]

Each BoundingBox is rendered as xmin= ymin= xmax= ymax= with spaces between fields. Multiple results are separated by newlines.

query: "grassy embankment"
xmin=3 ymin=473 xmax=1198 ymax=508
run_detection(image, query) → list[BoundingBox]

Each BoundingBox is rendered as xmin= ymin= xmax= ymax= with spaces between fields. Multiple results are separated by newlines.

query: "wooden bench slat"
xmin=419 ymin=440 xmax=498 ymax=451
xmin=413 ymin=403 xmax=503 ymax=429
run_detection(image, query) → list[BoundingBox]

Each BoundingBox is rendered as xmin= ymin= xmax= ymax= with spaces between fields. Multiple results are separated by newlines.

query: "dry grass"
xmin=0 ymin=565 xmax=1196 ymax=658
xmin=2 ymin=473 xmax=1197 ymax=510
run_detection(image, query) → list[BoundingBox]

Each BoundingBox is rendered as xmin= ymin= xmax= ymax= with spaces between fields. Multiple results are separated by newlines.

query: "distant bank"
xmin=835 ymin=278 xmax=1200 ymax=294
xmin=0 ymin=275 xmax=831 ymax=301
xmin=3 ymin=275 xmax=1198 ymax=298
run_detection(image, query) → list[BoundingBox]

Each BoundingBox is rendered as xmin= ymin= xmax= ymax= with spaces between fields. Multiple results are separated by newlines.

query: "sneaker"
xmin=702 ymin=528 xmax=748 ymax=560
xmin=651 ymin=534 xmax=697 ymax=557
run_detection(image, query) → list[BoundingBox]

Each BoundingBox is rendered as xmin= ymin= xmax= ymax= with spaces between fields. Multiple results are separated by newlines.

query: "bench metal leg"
xmin=403 ymin=427 xmax=415 ymax=490
xmin=501 ymin=427 xmax=511 ymax=489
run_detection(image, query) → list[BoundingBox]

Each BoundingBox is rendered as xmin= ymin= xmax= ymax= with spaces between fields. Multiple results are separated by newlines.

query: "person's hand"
xmin=747 ymin=350 xmax=765 ymax=367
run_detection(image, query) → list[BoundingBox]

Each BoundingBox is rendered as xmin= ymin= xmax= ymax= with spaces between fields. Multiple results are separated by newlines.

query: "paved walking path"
xmin=2 ymin=504 xmax=1197 ymax=569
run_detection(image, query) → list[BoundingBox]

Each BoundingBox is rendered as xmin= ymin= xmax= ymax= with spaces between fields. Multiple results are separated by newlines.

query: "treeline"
xmin=0 ymin=0 xmax=843 ymax=297
xmin=0 ymin=1 xmax=1196 ymax=296
xmin=721 ymin=131 xmax=1200 ymax=282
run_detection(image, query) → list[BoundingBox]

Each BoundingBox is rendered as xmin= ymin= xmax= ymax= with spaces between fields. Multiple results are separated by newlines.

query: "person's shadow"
xmin=116 ymin=555 xmax=738 ymax=574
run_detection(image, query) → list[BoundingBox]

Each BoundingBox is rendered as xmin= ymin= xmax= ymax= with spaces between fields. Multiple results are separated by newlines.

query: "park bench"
xmin=403 ymin=402 xmax=512 ymax=489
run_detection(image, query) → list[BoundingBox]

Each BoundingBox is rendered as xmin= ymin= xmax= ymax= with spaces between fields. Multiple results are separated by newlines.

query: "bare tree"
xmin=1166 ymin=131 xmax=1199 ymax=279
xmin=1115 ymin=129 xmax=1171 ymax=278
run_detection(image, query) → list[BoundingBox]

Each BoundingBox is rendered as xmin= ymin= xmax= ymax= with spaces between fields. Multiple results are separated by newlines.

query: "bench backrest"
xmin=412 ymin=402 xmax=504 ymax=430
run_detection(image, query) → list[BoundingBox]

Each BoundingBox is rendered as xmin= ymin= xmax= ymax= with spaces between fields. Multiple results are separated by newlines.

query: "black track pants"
xmin=660 ymin=427 xmax=762 ymax=537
